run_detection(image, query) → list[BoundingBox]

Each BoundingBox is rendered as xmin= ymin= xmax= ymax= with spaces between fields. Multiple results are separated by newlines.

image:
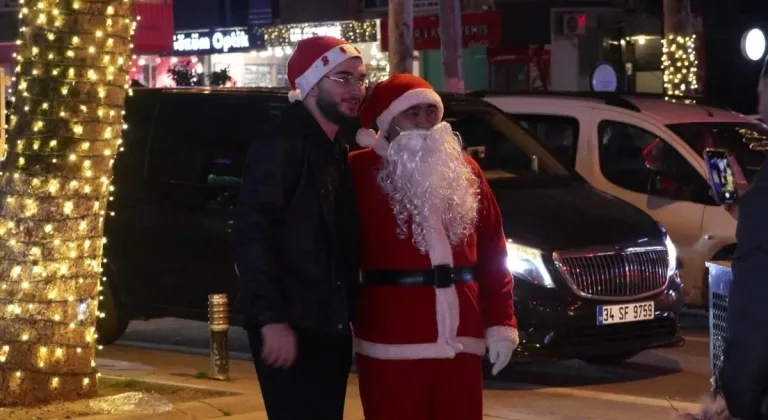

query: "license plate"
xmin=597 ymin=302 xmax=654 ymax=325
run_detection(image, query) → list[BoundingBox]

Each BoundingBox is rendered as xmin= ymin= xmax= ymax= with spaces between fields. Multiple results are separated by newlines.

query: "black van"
xmin=100 ymin=87 xmax=685 ymax=365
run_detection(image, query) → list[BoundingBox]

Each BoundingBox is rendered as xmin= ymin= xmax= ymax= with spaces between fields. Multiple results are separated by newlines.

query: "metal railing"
xmin=707 ymin=260 xmax=733 ymax=395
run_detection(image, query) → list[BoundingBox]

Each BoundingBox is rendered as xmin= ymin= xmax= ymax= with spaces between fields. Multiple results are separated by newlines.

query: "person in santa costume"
xmin=348 ymin=73 xmax=519 ymax=420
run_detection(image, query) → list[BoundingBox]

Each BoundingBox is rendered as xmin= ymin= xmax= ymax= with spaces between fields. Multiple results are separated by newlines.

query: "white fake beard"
xmin=377 ymin=121 xmax=480 ymax=254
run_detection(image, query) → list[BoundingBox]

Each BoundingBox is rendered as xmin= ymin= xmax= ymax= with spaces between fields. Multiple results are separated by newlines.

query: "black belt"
xmin=360 ymin=265 xmax=474 ymax=289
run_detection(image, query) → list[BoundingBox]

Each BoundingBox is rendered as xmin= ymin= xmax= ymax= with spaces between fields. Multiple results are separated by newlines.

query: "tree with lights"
xmin=662 ymin=0 xmax=699 ymax=97
xmin=0 ymin=0 xmax=135 ymax=406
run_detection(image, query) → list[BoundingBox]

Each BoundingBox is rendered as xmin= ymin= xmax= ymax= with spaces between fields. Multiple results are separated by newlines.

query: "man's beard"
xmin=377 ymin=122 xmax=480 ymax=254
xmin=316 ymin=87 xmax=357 ymax=127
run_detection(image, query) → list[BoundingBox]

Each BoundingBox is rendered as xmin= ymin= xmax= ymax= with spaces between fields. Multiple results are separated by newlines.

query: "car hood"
xmin=493 ymin=183 xmax=663 ymax=252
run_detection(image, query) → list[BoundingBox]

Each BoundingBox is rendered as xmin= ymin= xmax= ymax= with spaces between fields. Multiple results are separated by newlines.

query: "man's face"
xmin=388 ymin=103 xmax=440 ymax=138
xmin=309 ymin=57 xmax=366 ymax=125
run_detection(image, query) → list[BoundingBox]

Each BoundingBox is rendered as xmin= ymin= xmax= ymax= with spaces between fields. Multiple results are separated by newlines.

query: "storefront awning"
xmin=134 ymin=0 xmax=175 ymax=54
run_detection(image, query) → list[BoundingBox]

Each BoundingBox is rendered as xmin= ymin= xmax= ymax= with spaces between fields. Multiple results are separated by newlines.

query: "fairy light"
xmin=661 ymin=33 xmax=699 ymax=98
xmin=0 ymin=0 xmax=136 ymax=406
xmin=260 ymin=20 xmax=378 ymax=48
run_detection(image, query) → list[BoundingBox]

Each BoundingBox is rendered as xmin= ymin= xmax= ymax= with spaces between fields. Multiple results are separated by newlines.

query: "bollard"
xmin=208 ymin=294 xmax=230 ymax=380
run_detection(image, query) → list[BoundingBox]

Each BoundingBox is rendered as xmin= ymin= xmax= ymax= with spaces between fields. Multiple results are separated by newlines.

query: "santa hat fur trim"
xmin=286 ymin=36 xmax=362 ymax=102
xmin=374 ymin=88 xmax=443 ymax=135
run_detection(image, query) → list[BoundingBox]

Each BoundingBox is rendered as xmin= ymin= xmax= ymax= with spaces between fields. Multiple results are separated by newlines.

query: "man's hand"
xmin=488 ymin=341 xmax=515 ymax=376
xmin=725 ymin=155 xmax=750 ymax=219
xmin=260 ymin=323 xmax=297 ymax=368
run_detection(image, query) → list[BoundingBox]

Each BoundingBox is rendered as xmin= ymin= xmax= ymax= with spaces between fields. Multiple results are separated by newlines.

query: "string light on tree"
xmin=0 ymin=0 xmax=135 ymax=405
xmin=260 ymin=20 xmax=378 ymax=48
xmin=661 ymin=33 xmax=699 ymax=98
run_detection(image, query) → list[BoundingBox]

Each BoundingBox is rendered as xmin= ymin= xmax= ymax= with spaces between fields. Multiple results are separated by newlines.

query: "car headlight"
xmin=664 ymin=233 xmax=678 ymax=278
xmin=505 ymin=239 xmax=555 ymax=288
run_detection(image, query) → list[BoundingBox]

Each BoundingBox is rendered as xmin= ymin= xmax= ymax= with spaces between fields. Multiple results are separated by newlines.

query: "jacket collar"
xmin=282 ymin=101 xmax=359 ymax=148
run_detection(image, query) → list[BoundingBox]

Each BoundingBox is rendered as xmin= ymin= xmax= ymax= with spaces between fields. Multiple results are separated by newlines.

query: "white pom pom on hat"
xmin=287 ymin=89 xmax=303 ymax=103
xmin=356 ymin=128 xmax=390 ymax=156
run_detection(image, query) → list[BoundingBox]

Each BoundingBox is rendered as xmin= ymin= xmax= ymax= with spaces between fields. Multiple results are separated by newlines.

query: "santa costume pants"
xmin=356 ymin=353 xmax=483 ymax=420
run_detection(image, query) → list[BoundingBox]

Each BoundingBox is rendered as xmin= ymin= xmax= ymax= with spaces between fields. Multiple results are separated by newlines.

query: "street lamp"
xmin=741 ymin=28 xmax=766 ymax=61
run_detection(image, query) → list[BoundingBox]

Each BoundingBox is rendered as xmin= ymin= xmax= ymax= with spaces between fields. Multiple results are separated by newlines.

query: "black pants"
xmin=247 ymin=326 xmax=353 ymax=420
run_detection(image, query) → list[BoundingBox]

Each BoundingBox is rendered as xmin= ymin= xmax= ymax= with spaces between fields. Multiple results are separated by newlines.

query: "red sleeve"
xmin=472 ymin=163 xmax=518 ymax=331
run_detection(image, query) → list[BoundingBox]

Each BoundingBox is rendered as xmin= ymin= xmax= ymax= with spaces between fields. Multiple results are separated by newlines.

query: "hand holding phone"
xmin=703 ymin=148 xmax=739 ymax=205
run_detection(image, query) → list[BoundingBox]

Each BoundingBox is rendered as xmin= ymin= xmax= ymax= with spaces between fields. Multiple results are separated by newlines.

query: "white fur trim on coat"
xmin=375 ymin=88 xmax=444 ymax=134
xmin=354 ymin=336 xmax=486 ymax=360
xmin=290 ymin=44 xmax=362 ymax=101
xmin=485 ymin=325 xmax=519 ymax=348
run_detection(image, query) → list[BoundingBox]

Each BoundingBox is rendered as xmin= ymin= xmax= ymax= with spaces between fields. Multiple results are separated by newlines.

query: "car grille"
xmin=554 ymin=247 xmax=669 ymax=300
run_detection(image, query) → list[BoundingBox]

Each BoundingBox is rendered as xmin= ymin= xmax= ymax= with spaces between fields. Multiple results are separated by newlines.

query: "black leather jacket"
xmin=233 ymin=102 xmax=359 ymax=334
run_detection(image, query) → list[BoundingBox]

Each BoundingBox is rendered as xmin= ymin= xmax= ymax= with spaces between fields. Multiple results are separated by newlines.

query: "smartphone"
xmin=703 ymin=148 xmax=738 ymax=205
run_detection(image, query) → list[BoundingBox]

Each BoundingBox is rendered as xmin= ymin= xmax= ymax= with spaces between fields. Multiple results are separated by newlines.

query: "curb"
xmin=100 ymin=374 xmax=245 ymax=393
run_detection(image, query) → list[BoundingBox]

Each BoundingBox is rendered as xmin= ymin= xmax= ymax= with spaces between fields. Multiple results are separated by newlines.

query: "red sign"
xmin=380 ymin=12 xmax=501 ymax=52
xmin=133 ymin=0 xmax=174 ymax=54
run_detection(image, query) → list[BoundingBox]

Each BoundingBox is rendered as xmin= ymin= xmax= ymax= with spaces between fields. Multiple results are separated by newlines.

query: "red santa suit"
xmin=349 ymin=74 xmax=518 ymax=420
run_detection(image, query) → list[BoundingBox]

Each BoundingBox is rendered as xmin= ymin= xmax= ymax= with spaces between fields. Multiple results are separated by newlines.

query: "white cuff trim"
xmin=485 ymin=326 xmax=519 ymax=347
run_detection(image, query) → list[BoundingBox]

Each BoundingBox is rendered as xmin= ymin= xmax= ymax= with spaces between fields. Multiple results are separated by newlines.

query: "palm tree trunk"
xmin=662 ymin=0 xmax=698 ymax=97
xmin=0 ymin=0 xmax=135 ymax=405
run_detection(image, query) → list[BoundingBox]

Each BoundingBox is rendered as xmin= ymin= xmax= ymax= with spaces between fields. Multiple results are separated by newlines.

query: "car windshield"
xmin=667 ymin=122 xmax=768 ymax=183
xmin=446 ymin=103 xmax=583 ymax=187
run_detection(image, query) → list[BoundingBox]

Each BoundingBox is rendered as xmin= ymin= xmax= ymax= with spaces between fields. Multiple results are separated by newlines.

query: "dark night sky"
xmin=695 ymin=0 xmax=768 ymax=113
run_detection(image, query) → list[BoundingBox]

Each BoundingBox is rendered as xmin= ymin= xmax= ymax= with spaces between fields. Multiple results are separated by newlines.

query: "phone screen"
xmin=703 ymin=149 xmax=738 ymax=205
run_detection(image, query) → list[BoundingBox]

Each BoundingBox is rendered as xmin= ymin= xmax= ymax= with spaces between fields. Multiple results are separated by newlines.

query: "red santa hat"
xmin=286 ymin=36 xmax=363 ymax=102
xmin=356 ymin=74 xmax=444 ymax=151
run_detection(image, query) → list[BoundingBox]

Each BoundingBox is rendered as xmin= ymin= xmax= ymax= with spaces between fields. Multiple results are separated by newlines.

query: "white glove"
xmin=488 ymin=340 xmax=515 ymax=376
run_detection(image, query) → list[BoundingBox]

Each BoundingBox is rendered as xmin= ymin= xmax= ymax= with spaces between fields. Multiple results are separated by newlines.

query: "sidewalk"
xmin=88 ymin=345 xmax=572 ymax=420
xmin=86 ymin=345 xmax=691 ymax=420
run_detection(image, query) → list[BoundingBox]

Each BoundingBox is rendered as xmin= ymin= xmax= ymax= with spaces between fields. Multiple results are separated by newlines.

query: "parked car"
xmin=477 ymin=91 xmax=768 ymax=308
xmin=99 ymin=87 xmax=684 ymax=365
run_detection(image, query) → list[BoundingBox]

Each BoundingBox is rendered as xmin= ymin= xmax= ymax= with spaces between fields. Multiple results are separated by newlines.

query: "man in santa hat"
xmin=348 ymin=73 xmax=518 ymax=420
xmin=234 ymin=35 xmax=365 ymax=419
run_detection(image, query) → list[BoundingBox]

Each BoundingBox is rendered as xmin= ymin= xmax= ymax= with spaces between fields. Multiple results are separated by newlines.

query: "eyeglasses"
xmin=325 ymin=75 xmax=367 ymax=89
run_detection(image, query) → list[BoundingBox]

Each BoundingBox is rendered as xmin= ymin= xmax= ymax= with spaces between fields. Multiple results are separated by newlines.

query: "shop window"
xmin=509 ymin=114 xmax=579 ymax=167
xmin=598 ymin=120 xmax=712 ymax=204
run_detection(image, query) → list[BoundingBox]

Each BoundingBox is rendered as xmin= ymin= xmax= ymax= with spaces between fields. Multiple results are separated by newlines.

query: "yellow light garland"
xmin=260 ymin=20 xmax=378 ymax=48
xmin=1 ymin=0 xmax=135 ymax=405
xmin=662 ymin=33 xmax=699 ymax=98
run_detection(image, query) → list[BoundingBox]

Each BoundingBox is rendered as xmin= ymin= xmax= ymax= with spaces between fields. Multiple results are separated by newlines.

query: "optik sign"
xmin=173 ymin=28 xmax=264 ymax=54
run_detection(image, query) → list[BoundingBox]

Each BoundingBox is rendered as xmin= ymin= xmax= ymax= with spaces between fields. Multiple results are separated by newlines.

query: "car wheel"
xmin=579 ymin=352 xmax=640 ymax=366
xmin=96 ymin=266 xmax=130 ymax=346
